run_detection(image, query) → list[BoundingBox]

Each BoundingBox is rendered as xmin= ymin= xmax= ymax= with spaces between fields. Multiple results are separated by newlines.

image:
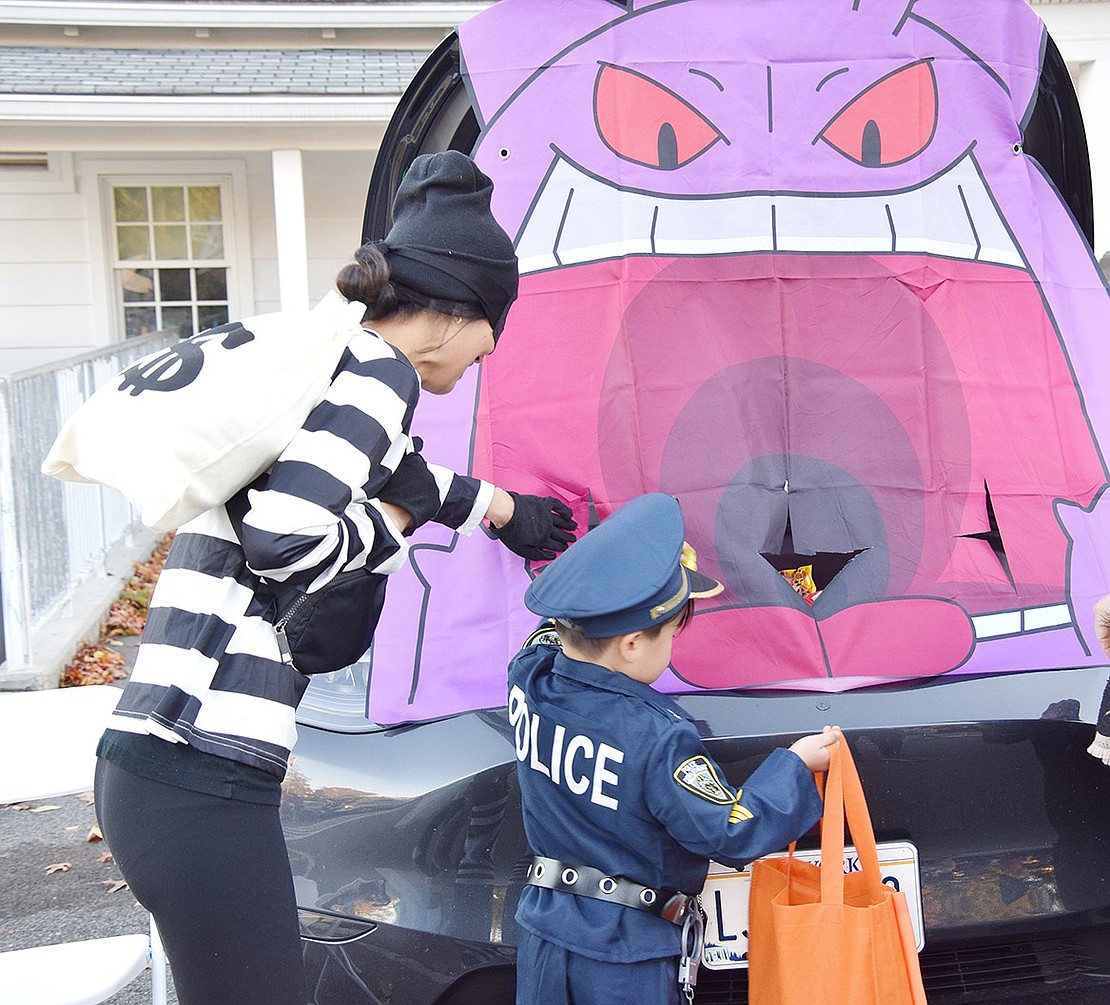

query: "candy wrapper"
xmin=781 ymin=565 xmax=820 ymax=605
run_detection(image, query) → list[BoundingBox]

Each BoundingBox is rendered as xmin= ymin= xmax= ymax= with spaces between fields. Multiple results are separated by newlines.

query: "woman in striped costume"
xmin=94 ymin=152 xmax=576 ymax=1005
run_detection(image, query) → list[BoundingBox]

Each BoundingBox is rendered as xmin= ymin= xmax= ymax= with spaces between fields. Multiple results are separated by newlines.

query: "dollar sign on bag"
xmin=118 ymin=323 xmax=255 ymax=396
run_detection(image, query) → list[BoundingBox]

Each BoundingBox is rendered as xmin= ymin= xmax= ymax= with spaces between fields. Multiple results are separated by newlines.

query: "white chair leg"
xmin=149 ymin=916 xmax=168 ymax=1005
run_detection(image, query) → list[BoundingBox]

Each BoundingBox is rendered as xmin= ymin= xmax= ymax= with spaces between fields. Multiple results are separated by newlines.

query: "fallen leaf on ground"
xmin=59 ymin=642 xmax=125 ymax=687
xmin=87 ymin=824 xmax=103 ymax=842
xmin=97 ymin=851 xmax=114 ymax=864
xmin=60 ymin=533 xmax=172 ymax=687
xmin=103 ymin=879 xmax=128 ymax=893
xmin=77 ymin=791 xmax=95 ymax=805
xmin=30 ymin=805 xmax=60 ymax=813
xmin=45 ymin=862 xmax=72 ymax=874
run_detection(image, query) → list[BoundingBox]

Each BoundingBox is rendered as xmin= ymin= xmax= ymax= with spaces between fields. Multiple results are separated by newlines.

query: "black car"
xmin=283 ymin=12 xmax=1110 ymax=1005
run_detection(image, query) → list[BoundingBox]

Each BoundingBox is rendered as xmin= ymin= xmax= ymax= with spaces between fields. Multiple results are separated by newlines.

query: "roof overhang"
xmin=0 ymin=93 xmax=399 ymax=123
xmin=0 ymin=1 xmax=492 ymax=30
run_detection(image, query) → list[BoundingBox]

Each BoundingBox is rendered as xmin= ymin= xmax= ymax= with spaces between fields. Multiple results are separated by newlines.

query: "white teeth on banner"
xmin=514 ymin=153 xmax=1023 ymax=275
xmin=972 ymin=604 xmax=1072 ymax=640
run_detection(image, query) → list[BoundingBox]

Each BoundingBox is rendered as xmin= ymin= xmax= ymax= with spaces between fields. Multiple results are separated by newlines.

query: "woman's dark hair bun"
xmin=335 ymin=243 xmax=397 ymax=320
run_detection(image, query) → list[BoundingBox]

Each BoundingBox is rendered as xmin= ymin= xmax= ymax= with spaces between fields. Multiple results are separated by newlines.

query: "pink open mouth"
xmin=478 ymin=249 xmax=1102 ymax=687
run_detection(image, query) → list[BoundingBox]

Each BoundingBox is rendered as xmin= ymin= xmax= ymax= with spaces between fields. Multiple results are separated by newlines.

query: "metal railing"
xmin=0 ymin=333 xmax=178 ymax=674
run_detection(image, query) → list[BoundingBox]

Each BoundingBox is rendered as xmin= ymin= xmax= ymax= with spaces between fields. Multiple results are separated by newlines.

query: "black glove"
xmin=490 ymin=491 xmax=577 ymax=561
xmin=378 ymin=447 xmax=440 ymax=533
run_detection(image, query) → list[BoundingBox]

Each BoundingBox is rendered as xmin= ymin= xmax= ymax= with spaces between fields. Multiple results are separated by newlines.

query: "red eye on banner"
xmin=818 ymin=60 xmax=938 ymax=167
xmin=594 ymin=63 xmax=722 ymax=170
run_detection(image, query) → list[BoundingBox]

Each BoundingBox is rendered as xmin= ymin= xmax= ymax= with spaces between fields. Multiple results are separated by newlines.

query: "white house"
xmin=0 ymin=0 xmax=490 ymax=375
xmin=0 ymin=0 xmax=493 ymax=685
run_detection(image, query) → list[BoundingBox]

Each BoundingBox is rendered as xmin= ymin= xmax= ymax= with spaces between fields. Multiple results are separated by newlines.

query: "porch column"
xmin=1074 ymin=58 xmax=1110 ymax=260
xmin=272 ymin=149 xmax=310 ymax=311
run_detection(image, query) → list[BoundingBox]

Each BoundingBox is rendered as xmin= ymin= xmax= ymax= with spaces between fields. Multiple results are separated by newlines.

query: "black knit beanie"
xmin=383 ymin=151 xmax=519 ymax=340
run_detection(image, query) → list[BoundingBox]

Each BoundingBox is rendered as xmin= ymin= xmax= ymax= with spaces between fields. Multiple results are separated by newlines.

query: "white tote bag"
xmin=43 ymin=291 xmax=367 ymax=532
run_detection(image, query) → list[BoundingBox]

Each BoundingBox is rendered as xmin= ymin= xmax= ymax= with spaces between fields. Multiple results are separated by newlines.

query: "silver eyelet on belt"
xmin=640 ymin=888 xmax=657 ymax=906
xmin=533 ymin=862 xmax=545 ymax=880
xmin=561 ymin=868 xmax=579 ymax=886
xmin=598 ymin=877 xmax=617 ymax=895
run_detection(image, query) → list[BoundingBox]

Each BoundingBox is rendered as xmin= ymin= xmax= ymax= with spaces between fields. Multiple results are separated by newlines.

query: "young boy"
xmin=508 ymin=493 xmax=837 ymax=1005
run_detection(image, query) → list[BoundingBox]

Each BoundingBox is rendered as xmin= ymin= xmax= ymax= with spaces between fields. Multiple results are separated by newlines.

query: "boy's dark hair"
xmin=555 ymin=600 xmax=694 ymax=658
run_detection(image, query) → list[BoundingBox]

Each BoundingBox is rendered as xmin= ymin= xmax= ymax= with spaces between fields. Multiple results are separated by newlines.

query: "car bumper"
xmin=287 ymin=665 xmax=1110 ymax=1004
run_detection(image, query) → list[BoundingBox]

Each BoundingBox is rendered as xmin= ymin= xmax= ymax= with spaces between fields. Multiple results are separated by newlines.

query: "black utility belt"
xmin=526 ymin=856 xmax=696 ymax=926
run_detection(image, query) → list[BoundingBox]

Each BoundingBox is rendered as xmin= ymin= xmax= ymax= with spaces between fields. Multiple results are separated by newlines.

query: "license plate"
xmin=699 ymin=841 xmax=924 ymax=970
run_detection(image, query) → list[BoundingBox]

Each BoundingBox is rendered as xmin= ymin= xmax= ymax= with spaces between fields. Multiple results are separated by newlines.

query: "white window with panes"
xmin=109 ymin=181 xmax=232 ymax=339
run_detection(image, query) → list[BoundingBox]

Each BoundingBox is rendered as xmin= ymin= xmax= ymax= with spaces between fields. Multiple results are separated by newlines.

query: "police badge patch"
xmin=522 ymin=620 xmax=563 ymax=649
xmin=673 ymin=756 xmax=735 ymax=804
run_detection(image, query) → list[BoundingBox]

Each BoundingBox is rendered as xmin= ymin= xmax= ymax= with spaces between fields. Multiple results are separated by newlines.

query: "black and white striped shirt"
xmin=106 ymin=329 xmax=490 ymax=777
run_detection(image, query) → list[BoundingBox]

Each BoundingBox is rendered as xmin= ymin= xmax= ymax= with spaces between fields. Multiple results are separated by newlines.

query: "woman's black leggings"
xmin=94 ymin=758 xmax=308 ymax=1005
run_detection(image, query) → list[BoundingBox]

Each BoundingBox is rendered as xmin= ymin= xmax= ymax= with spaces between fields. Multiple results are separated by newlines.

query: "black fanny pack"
xmin=269 ymin=568 xmax=387 ymax=675
xmin=227 ymin=492 xmax=389 ymax=676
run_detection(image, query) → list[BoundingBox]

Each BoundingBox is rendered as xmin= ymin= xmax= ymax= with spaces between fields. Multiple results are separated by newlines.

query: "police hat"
xmin=524 ymin=494 xmax=723 ymax=638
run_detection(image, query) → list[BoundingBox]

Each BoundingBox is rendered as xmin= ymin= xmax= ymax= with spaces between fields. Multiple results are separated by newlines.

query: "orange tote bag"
xmin=747 ymin=737 xmax=927 ymax=1005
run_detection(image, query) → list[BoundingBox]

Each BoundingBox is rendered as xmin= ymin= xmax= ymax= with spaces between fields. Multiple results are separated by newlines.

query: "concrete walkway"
xmin=0 ymin=786 xmax=179 ymax=1004
xmin=0 ymin=634 xmax=180 ymax=1002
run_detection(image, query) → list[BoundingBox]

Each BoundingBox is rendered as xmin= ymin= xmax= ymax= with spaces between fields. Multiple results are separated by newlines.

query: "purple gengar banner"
xmin=365 ymin=0 xmax=1110 ymax=725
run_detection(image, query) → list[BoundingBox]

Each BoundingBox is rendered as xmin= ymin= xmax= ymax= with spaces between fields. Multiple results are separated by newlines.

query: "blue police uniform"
xmin=508 ymin=494 xmax=823 ymax=1005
